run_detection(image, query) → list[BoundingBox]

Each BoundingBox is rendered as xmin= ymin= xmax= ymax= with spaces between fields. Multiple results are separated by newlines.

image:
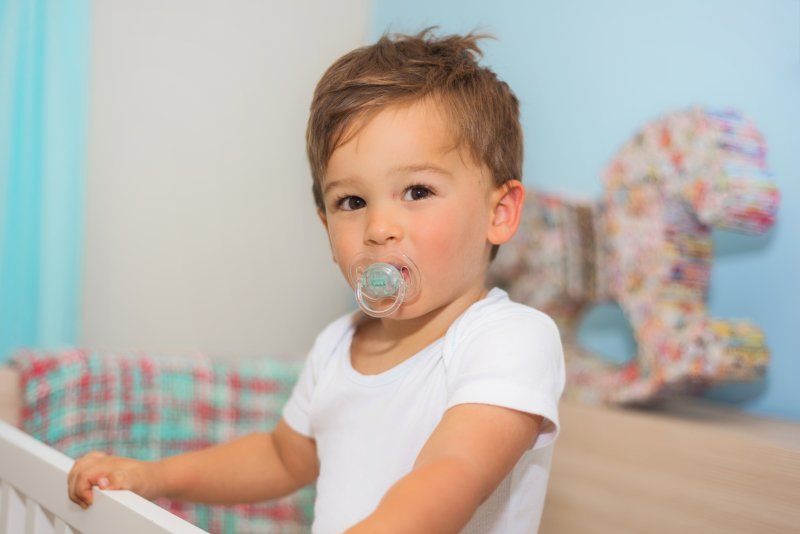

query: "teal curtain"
xmin=0 ymin=0 xmax=89 ymax=361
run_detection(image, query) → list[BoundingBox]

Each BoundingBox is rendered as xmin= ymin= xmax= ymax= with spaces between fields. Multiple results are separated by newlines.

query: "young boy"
xmin=68 ymin=29 xmax=565 ymax=533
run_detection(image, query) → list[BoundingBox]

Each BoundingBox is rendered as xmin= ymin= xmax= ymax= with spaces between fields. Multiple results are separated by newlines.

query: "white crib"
xmin=0 ymin=420 xmax=207 ymax=534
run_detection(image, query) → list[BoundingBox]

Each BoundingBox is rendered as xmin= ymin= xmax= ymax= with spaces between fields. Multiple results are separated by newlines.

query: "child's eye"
xmin=336 ymin=195 xmax=366 ymax=211
xmin=403 ymin=185 xmax=433 ymax=201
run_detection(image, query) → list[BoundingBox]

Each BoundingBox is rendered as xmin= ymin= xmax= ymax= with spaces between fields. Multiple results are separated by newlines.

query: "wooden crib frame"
xmin=0 ymin=421 xmax=207 ymax=534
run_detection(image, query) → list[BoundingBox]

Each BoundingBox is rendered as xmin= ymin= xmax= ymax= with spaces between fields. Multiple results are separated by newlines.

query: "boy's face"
xmin=318 ymin=99 xmax=515 ymax=320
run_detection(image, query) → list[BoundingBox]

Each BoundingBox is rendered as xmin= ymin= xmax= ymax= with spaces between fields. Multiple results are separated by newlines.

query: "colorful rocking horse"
xmin=490 ymin=108 xmax=780 ymax=405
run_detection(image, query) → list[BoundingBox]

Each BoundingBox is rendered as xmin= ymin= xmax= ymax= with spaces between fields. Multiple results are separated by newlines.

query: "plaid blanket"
xmin=13 ymin=348 xmax=313 ymax=534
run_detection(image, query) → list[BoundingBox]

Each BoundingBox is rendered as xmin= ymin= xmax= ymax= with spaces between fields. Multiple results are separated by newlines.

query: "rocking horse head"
xmin=490 ymin=107 xmax=779 ymax=405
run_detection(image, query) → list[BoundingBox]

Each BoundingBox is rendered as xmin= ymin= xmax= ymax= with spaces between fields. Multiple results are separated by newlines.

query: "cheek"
xmin=327 ymin=235 xmax=356 ymax=286
xmin=414 ymin=207 xmax=487 ymax=268
xmin=330 ymin=245 xmax=357 ymax=277
xmin=325 ymin=221 xmax=365 ymax=282
xmin=326 ymin=220 xmax=355 ymax=253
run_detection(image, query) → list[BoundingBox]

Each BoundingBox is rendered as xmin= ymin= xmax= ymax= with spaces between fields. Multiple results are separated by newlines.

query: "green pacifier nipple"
xmin=361 ymin=263 xmax=403 ymax=299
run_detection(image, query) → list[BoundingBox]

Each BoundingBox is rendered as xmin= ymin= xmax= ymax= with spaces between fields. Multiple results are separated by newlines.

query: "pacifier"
xmin=348 ymin=252 xmax=421 ymax=318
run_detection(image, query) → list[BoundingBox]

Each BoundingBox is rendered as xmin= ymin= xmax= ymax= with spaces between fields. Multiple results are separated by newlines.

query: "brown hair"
xmin=306 ymin=28 xmax=523 ymax=212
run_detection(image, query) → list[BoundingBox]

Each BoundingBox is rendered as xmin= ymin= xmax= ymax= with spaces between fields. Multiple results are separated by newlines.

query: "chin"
xmin=391 ymin=298 xmax=447 ymax=321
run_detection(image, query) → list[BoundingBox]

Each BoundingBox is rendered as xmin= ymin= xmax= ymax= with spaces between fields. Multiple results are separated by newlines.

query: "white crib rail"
xmin=0 ymin=421 xmax=208 ymax=534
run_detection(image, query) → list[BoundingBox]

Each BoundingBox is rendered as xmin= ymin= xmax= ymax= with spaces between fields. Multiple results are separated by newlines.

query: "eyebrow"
xmin=390 ymin=163 xmax=453 ymax=177
xmin=322 ymin=163 xmax=452 ymax=197
xmin=322 ymin=178 xmax=357 ymax=197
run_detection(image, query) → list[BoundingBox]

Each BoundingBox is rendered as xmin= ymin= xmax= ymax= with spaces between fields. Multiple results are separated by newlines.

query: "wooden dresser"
xmin=540 ymin=399 xmax=800 ymax=533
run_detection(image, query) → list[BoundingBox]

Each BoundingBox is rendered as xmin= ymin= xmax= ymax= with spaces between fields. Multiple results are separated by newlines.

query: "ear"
xmin=487 ymin=180 xmax=525 ymax=246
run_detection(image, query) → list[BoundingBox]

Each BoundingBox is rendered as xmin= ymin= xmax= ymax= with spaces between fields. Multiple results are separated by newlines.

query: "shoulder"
xmin=282 ymin=310 xmax=360 ymax=435
xmin=441 ymin=287 xmax=565 ymax=396
xmin=442 ymin=289 xmax=565 ymax=447
xmin=441 ymin=288 xmax=564 ymax=390
xmin=446 ymin=288 xmax=561 ymax=350
xmin=315 ymin=311 xmax=360 ymax=348
xmin=304 ymin=310 xmax=360 ymax=371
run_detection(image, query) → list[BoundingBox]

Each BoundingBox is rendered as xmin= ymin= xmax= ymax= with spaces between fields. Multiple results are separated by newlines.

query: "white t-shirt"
xmin=283 ymin=288 xmax=565 ymax=533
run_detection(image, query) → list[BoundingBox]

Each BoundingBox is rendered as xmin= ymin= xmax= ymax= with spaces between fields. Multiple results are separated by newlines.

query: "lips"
xmin=372 ymin=261 xmax=411 ymax=281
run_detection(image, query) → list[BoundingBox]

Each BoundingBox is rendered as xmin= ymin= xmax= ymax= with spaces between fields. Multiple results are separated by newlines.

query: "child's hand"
xmin=67 ymin=451 xmax=164 ymax=508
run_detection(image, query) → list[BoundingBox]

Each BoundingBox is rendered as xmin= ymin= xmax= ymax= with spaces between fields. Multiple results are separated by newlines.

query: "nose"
xmin=364 ymin=205 xmax=404 ymax=246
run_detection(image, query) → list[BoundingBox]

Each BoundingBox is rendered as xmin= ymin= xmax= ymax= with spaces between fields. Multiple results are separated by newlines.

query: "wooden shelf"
xmin=540 ymin=398 xmax=800 ymax=533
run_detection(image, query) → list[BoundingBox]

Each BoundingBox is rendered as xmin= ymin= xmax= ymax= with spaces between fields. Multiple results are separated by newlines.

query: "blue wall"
xmin=371 ymin=0 xmax=800 ymax=420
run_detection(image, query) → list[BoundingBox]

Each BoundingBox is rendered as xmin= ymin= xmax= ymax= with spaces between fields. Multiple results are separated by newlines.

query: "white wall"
xmin=81 ymin=1 xmax=369 ymax=358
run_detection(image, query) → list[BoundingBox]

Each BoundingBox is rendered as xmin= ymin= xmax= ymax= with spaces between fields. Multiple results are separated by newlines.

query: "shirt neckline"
xmin=339 ymin=287 xmax=506 ymax=386
xmin=342 ymin=327 xmax=444 ymax=386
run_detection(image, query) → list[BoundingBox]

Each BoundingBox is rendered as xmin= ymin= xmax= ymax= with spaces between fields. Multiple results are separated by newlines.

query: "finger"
xmin=69 ymin=463 xmax=93 ymax=507
xmin=78 ymin=477 xmax=93 ymax=508
xmin=81 ymin=485 xmax=94 ymax=507
xmin=72 ymin=468 xmax=102 ymax=508
xmin=69 ymin=475 xmax=91 ymax=508
xmin=68 ymin=466 xmax=84 ymax=507
xmin=68 ymin=458 xmax=89 ymax=504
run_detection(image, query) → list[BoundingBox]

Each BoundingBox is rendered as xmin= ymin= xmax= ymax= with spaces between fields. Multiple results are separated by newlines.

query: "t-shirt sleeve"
xmin=445 ymin=306 xmax=565 ymax=450
xmin=282 ymin=313 xmax=353 ymax=438
xmin=281 ymin=349 xmax=316 ymax=437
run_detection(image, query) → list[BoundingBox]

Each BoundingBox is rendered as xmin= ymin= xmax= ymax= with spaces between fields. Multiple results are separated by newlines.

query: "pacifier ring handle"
xmin=355 ymin=282 xmax=407 ymax=318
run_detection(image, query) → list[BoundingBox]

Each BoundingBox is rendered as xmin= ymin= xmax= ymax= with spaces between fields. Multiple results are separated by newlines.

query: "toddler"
xmin=68 ymin=29 xmax=565 ymax=533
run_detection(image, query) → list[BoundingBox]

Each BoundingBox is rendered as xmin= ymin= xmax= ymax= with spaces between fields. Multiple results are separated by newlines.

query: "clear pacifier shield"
xmin=349 ymin=252 xmax=420 ymax=318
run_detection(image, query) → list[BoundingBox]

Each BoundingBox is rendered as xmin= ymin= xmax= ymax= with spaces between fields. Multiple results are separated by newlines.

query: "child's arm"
xmin=67 ymin=419 xmax=318 ymax=508
xmin=346 ymin=403 xmax=541 ymax=534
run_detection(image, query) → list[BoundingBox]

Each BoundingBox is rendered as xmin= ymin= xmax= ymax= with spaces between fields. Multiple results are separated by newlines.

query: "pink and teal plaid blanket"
xmin=13 ymin=348 xmax=313 ymax=534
